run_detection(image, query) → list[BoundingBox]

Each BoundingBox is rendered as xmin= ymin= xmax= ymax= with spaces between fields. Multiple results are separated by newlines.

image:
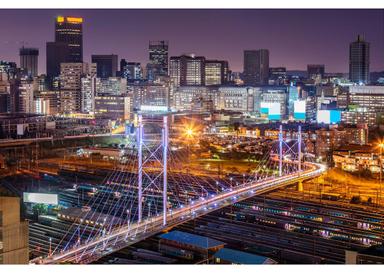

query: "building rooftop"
xmin=334 ymin=144 xmax=374 ymax=153
xmin=213 ymin=248 xmax=277 ymax=264
xmin=159 ymin=230 xmax=225 ymax=250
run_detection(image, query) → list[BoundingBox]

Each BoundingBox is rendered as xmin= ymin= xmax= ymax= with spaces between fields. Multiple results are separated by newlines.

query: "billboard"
xmin=260 ymin=102 xmax=281 ymax=120
xmin=317 ymin=110 xmax=341 ymax=124
xmin=23 ymin=192 xmax=58 ymax=205
xmin=17 ymin=124 xmax=25 ymax=135
xmin=294 ymin=100 xmax=306 ymax=120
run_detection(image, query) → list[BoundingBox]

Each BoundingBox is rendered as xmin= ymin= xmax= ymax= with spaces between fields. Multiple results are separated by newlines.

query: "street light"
xmin=185 ymin=126 xmax=195 ymax=171
xmin=49 ymin=237 xmax=52 ymax=256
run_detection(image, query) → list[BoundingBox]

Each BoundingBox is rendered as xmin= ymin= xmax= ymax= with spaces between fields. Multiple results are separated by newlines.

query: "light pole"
xmin=49 ymin=237 xmax=52 ymax=256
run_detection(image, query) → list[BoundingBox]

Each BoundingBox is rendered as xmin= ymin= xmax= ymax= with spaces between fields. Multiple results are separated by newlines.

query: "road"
xmin=32 ymin=161 xmax=326 ymax=264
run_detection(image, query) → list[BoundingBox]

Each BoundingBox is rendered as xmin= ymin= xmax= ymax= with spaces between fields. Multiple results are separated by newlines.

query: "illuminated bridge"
xmin=31 ymin=116 xmax=326 ymax=264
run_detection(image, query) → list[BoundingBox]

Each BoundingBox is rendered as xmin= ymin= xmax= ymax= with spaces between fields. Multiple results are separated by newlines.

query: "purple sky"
xmin=0 ymin=9 xmax=383 ymax=74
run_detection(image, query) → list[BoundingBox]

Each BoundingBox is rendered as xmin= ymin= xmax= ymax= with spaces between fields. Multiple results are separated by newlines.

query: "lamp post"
xmin=49 ymin=237 xmax=52 ymax=256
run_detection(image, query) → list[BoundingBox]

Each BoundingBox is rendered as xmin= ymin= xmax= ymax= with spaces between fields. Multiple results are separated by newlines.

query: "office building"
xmin=18 ymin=76 xmax=37 ymax=113
xmin=19 ymin=47 xmax=39 ymax=77
xmin=46 ymin=42 xmax=70 ymax=81
xmin=98 ymin=77 xmax=127 ymax=96
xmin=217 ymin=87 xmax=256 ymax=112
xmin=349 ymin=35 xmax=370 ymax=84
xmin=95 ymin=94 xmax=133 ymax=120
xmin=349 ymin=86 xmax=384 ymax=112
xmin=81 ymin=76 xmax=101 ymax=113
xmin=205 ymin=60 xmax=229 ymax=86
xmin=120 ymin=60 xmax=142 ymax=80
xmin=148 ymin=41 xmax=169 ymax=78
xmin=0 ymin=197 xmax=29 ymax=264
xmin=91 ymin=54 xmax=118 ymax=79
xmin=269 ymin=67 xmax=287 ymax=85
xmin=59 ymin=63 xmax=96 ymax=113
xmin=169 ymin=54 xmax=205 ymax=86
xmin=307 ymin=64 xmax=325 ymax=80
xmin=243 ymin=49 xmax=269 ymax=85
xmin=261 ymin=88 xmax=288 ymax=119
xmin=0 ymin=61 xmax=17 ymax=80
xmin=128 ymin=83 xmax=170 ymax=109
xmin=55 ymin=16 xmax=83 ymax=63
xmin=173 ymin=86 xmax=214 ymax=111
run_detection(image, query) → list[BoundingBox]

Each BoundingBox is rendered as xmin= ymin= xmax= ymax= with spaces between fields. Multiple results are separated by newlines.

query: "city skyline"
xmin=0 ymin=9 xmax=383 ymax=74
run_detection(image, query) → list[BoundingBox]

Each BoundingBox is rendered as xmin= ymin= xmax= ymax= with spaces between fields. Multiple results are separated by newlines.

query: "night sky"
xmin=0 ymin=9 xmax=383 ymax=74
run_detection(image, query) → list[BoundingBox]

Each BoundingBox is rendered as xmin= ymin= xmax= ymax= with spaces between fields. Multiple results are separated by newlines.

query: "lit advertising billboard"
xmin=317 ymin=110 xmax=341 ymax=124
xmin=294 ymin=100 xmax=306 ymax=120
xmin=23 ymin=192 xmax=58 ymax=205
xmin=268 ymin=103 xmax=281 ymax=120
xmin=260 ymin=102 xmax=281 ymax=120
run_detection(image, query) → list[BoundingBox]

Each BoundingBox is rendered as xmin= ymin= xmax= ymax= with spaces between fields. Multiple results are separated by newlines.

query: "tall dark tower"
xmin=19 ymin=47 xmax=39 ymax=77
xmin=55 ymin=16 xmax=83 ymax=63
xmin=349 ymin=35 xmax=370 ymax=84
xmin=148 ymin=41 xmax=169 ymax=78
xmin=243 ymin=49 xmax=269 ymax=85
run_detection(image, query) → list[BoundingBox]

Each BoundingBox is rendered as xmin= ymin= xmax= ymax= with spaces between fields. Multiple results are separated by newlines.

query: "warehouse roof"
xmin=213 ymin=248 xmax=277 ymax=264
xmin=159 ymin=230 xmax=225 ymax=250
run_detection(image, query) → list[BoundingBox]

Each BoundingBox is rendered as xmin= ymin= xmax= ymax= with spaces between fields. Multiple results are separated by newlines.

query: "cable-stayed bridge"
xmin=31 ymin=115 xmax=326 ymax=264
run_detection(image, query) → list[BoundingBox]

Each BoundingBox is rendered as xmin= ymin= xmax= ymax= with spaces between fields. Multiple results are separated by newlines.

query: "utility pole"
xmin=162 ymin=116 xmax=168 ymax=226
xmin=279 ymin=125 xmax=283 ymax=177
xmin=137 ymin=115 xmax=143 ymax=223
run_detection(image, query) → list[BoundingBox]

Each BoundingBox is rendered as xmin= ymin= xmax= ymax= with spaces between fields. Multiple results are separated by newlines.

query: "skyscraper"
xmin=59 ymin=62 xmax=96 ymax=113
xmin=349 ymin=35 xmax=370 ymax=84
xmin=120 ymin=60 xmax=142 ymax=80
xmin=243 ymin=49 xmax=269 ymax=85
xmin=148 ymin=41 xmax=169 ymax=79
xmin=205 ymin=60 xmax=229 ymax=86
xmin=55 ymin=16 xmax=83 ymax=63
xmin=91 ymin=54 xmax=118 ymax=78
xmin=19 ymin=47 xmax=39 ymax=77
xmin=169 ymin=54 xmax=205 ymax=86
xmin=46 ymin=42 xmax=70 ymax=81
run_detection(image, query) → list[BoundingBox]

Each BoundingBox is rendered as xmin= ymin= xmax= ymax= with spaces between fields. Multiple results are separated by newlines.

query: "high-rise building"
xmin=46 ymin=42 xmax=70 ymax=81
xmin=120 ymin=60 xmax=142 ymax=80
xmin=81 ymin=76 xmax=101 ymax=113
xmin=0 ymin=197 xmax=29 ymax=264
xmin=205 ymin=60 xmax=229 ymax=86
xmin=243 ymin=49 xmax=269 ymax=85
xmin=19 ymin=47 xmax=39 ymax=77
xmin=307 ymin=64 xmax=325 ymax=80
xmin=18 ymin=76 xmax=37 ymax=113
xmin=91 ymin=54 xmax=118 ymax=79
xmin=170 ymin=54 xmax=205 ymax=86
xmin=148 ymin=41 xmax=169 ymax=78
xmin=59 ymin=63 xmax=96 ymax=113
xmin=349 ymin=35 xmax=370 ymax=84
xmin=55 ymin=16 xmax=83 ymax=63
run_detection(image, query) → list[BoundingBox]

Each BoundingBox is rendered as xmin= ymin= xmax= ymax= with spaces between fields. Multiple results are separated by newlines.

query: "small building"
xmin=158 ymin=230 xmax=225 ymax=261
xmin=0 ymin=197 xmax=29 ymax=264
xmin=213 ymin=248 xmax=277 ymax=264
